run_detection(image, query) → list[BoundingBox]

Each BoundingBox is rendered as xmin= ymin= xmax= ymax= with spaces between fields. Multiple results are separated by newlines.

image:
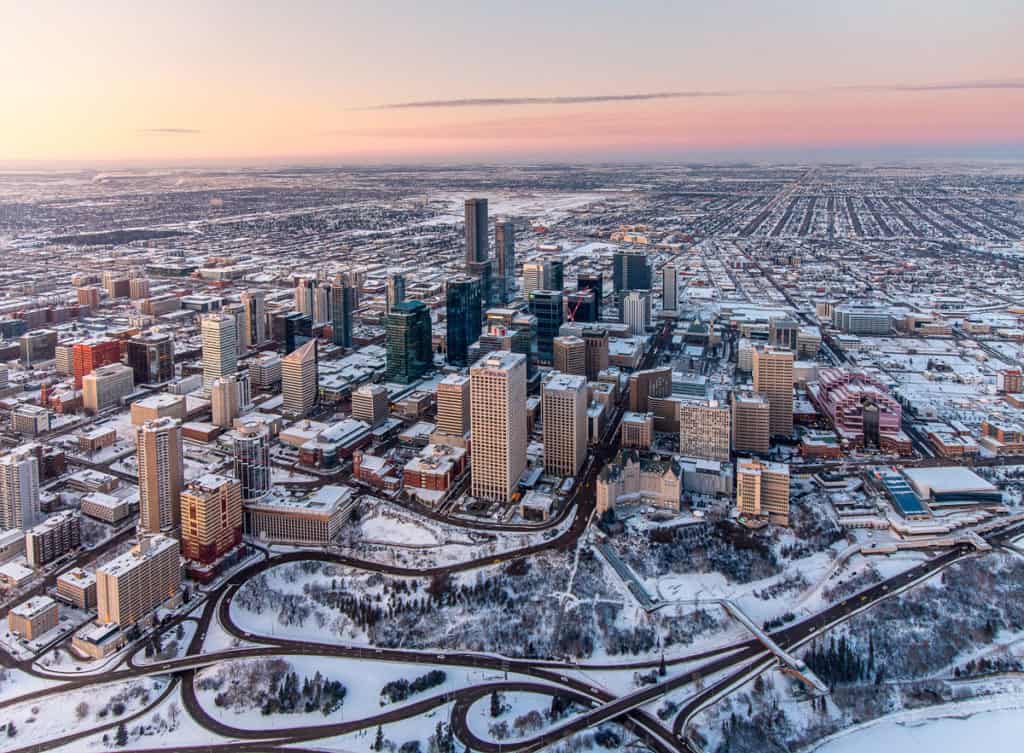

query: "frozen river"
xmin=815 ymin=707 xmax=1024 ymax=753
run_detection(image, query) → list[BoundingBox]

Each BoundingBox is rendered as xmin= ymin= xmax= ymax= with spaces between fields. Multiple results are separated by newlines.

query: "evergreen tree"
xmin=114 ymin=722 xmax=128 ymax=747
xmin=374 ymin=725 xmax=384 ymax=752
xmin=490 ymin=690 xmax=501 ymax=718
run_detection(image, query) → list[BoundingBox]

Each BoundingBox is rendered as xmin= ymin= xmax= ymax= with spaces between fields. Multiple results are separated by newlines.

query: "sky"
xmin=1 ymin=0 xmax=1022 ymax=165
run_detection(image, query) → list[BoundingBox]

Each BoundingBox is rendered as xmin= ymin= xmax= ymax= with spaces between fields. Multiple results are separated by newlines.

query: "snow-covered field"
xmin=0 ymin=677 xmax=166 ymax=753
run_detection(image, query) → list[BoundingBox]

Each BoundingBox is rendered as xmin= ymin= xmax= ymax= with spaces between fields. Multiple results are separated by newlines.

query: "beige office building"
xmin=753 ymin=346 xmax=794 ymax=437
xmin=201 ymin=313 xmax=237 ymax=392
xmin=470 ymin=352 xmax=527 ymax=502
xmin=282 ymin=340 xmax=318 ymax=418
xmin=211 ymin=376 xmax=240 ymax=428
xmin=735 ymin=459 xmax=790 ymax=526
xmin=136 ymin=418 xmax=184 ymax=534
xmin=732 ymin=392 xmax=770 ymax=455
xmin=435 ymin=374 xmax=470 ymax=437
xmin=620 ymin=411 xmax=654 ymax=449
xmin=352 ymin=383 xmax=389 ymax=427
xmin=553 ymin=336 xmax=587 ymax=377
xmin=541 ymin=372 xmax=588 ymax=477
xmin=96 ymin=535 xmax=181 ymax=626
xmin=83 ymin=363 xmax=135 ymax=413
xmin=679 ymin=400 xmax=731 ymax=462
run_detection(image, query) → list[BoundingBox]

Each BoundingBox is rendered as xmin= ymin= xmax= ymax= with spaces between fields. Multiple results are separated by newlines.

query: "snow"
xmin=0 ymin=677 xmax=166 ymax=753
xmin=0 ymin=669 xmax=63 ymax=703
xmin=812 ymin=701 xmax=1024 ymax=753
xmin=360 ymin=514 xmax=441 ymax=547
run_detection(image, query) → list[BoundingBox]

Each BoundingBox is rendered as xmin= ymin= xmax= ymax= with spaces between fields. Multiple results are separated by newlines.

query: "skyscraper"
xmin=211 ymin=375 xmax=240 ymax=428
xmin=470 ymin=352 xmax=527 ymax=503
xmin=272 ymin=311 xmax=312 ymax=355
xmin=522 ymin=262 xmax=546 ymax=297
xmin=464 ymin=198 xmax=489 ymax=266
xmin=0 ymin=446 xmax=40 ymax=530
xmin=753 ymin=346 xmax=795 ymax=437
xmin=731 ymin=392 xmax=771 ymax=455
xmin=564 ymin=290 xmax=597 ymax=323
xmin=546 ymin=259 xmax=564 ymax=292
xmin=126 ymin=332 xmax=174 ymax=385
xmin=201 ymin=313 xmax=238 ymax=392
xmin=541 ymin=372 xmax=588 ymax=477
xmin=494 ymin=220 xmax=515 ymax=304
xmin=577 ymin=272 xmax=604 ymax=320
xmin=679 ymin=400 xmax=731 ymax=461
xmin=240 ymin=291 xmax=267 ymax=348
xmin=582 ymin=327 xmax=610 ymax=381
xmin=294 ymin=277 xmax=315 ymax=318
xmin=282 ymin=340 xmax=318 ymax=417
xmin=623 ymin=290 xmax=652 ymax=334
xmin=436 ymin=374 xmax=471 ymax=437
xmin=613 ymin=250 xmax=652 ymax=306
xmin=528 ymin=290 xmax=563 ymax=365
xmin=313 ymin=281 xmax=333 ymax=325
xmin=233 ymin=419 xmax=271 ymax=502
xmin=736 ymin=459 xmax=790 ymax=526
xmin=385 ymin=300 xmax=432 ymax=384
xmin=445 ymin=275 xmax=482 ymax=367
xmin=662 ymin=265 xmax=679 ymax=312
xmin=180 ymin=474 xmax=242 ymax=567
xmin=136 ymin=418 xmax=184 ymax=534
xmin=553 ymin=335 xmax=586 ymax=376
xmin=330 ymin=282 xmax=356 ymax=349
xmin=386 ymin=274 xmax=406 ymax=315
xmin=96 ymin=535 xmax=181 ymax=626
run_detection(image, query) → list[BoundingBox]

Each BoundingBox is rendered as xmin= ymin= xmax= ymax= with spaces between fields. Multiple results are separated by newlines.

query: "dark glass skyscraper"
xmin=445 ymin=276 xmax=482 ymax=367
xmin=547 ymin=259 xmax=564 ymax=292
xmin=577 ymin=272 xmax=604 ymax=320
xmin=272 ymin=311 xmax=312 ymax=354
xmin=126 ymin=332 xmax=175 ymax=385
xmin=464 ymin=198 xmax=489 ymax=266
xmin=385 ymin=300 xmax=433 ymax=384
xmin=565 ymin=290 xmax=597 ymax=323
xmin=612 ymin=250 xmax=652 ymax=295
xmin=386 ymin=273 xmax=406 ymax=314
xmin=330 ymin=284 xmax=356 ymax=348
xmin=528 ymin=290 xmax=563 ymax=366
xmin=494 ymin=220 xmax=515 ymax=304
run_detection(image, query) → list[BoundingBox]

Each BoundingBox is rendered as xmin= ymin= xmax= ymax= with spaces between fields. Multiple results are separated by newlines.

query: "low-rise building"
xmin=244 ymin=486 xmax=357 ymax=545
xmin=8 ymin=595 xmax=59 ymax=640
xmin=57 ymin=568 xmax=97 ymax=609
xmin=80 ymin=491 xmax=133 ymax=524
xmin=402 ymin=443 xmax=468 ymax=492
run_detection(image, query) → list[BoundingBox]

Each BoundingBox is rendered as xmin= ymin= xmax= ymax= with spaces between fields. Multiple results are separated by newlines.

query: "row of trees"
xmin=380 ymin=670 xmax=446 ymax=704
